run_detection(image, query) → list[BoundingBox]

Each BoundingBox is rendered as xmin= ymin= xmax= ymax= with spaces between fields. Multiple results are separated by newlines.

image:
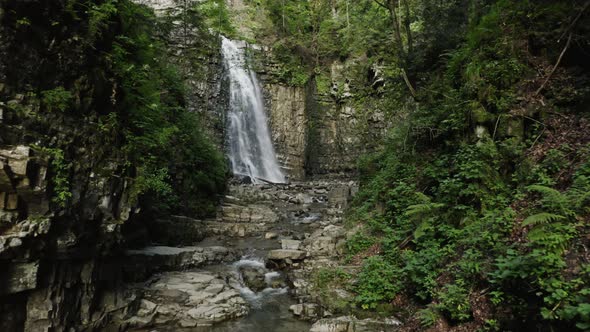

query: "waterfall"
xmin=221 ymin=37 xmax=286 ymax=184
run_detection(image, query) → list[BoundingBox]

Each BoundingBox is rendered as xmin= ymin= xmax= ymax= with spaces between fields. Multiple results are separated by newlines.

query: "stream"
xmin=124 ymin=37 xmax=361 ymax=331
xmin=124 ymin=180 xmax=355 ymax=331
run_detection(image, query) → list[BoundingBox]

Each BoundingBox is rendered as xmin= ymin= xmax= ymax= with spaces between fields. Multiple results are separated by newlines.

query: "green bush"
xmin=355 ymin=256 xmax=400 ymax=309
xmin=41 ymin=87 xmax=72 ymax=112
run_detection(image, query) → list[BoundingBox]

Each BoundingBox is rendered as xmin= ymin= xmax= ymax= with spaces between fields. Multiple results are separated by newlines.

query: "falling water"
xmin=221 ymin=37 xmax=286 ymax=184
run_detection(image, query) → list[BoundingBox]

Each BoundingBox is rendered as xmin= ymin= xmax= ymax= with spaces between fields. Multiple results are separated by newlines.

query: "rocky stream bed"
xmin=115 ymin=180 xmax=402 ymax=332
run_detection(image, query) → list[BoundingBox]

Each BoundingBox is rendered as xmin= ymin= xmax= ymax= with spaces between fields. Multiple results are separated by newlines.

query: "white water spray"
xmin=221 ymin=37 xmax=286 ymax=184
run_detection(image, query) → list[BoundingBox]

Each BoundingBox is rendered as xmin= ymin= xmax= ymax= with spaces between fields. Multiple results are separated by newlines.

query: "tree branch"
xmin=534 ymin=32 xmax=572 ymax=96
xmin=373 ymin=0 xmax=388 ymax=10
xmin=558 ymin=1 xmax=590 ymax=42
xmin=401 ymin=68 xmax=417 ymax=99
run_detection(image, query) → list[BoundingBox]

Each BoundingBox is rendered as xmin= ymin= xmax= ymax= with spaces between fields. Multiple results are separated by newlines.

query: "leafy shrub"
xmin=34 ymin=147 xmax=71 ymax=208
xmin=345 ymin=231 xmax=375 ymax=261
xmin=355 ymin=256 xmax=400 ymax=309
xmin=41 ymin=87 xmax=72 ymax=112
xmin=436 ymin=280 xmax=472 ymax=322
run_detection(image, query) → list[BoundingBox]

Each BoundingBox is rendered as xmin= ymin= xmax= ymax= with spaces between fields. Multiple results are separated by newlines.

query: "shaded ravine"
xmin=122 ymin=179 xmax=363 ymax=331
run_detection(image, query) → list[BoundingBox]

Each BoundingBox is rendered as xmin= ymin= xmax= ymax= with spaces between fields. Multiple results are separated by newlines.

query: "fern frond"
xmin=527 ymin=185 xmax=564 ymax=199
xmin=405 ymin=203 xmax=445 ymax=218
xmin=522 ymin=212 xmax=565 ymax=227
xmin=415 ymin=192 xmax=432 ymax=204
xmin=527 ymin=185 xmax=569 ymax=213
xmin=528 ymin=223 xmax=572 ymax=253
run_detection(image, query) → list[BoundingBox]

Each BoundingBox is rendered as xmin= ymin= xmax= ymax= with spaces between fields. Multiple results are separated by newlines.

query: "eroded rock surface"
xmin=310 ymin=316 xmax=402 ymax=332
xmin=125 ymin=246 xmax=236 ymax=280
xmin=126 ymin=271 xmax=249 ymax=329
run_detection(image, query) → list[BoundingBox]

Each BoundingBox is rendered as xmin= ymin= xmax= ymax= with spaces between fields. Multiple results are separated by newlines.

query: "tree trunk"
xmin=387 ymin=0 xmax=405 ymax=58
xmin=401 ymin=0 xmax=412 ymax=55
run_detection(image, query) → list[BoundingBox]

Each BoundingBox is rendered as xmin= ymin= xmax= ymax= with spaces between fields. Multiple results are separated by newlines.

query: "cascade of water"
xmin=221 ymin=37 xmax=286 ymax=184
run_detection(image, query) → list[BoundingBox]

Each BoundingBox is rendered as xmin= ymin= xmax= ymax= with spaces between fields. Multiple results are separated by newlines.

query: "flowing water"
xmin=222 ymin=37 xmax=286 ymax=184
xmin=209 ymin=255 xmax=310 ymax=332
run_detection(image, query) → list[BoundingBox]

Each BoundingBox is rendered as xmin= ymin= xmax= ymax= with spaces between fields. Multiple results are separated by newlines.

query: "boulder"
xmin=281 ymin=239 xmax=302 ymax=250
xmin=239 ymin=265 xmax=267 ymax=292
xmin=125 ymin=246 xmax=236 ymax=281
xmin=268 ymin=249 xmax=306 ymax=261
xmin=127 ymin=271 xmax=248 ymax=329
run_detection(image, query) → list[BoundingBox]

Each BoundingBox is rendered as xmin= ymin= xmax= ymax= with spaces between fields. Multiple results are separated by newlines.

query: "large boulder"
xmin=127 ymin=271 xmax=249 ymax=329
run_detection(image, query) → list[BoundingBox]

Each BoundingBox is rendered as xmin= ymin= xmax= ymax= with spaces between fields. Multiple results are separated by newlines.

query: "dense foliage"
xmin=2 ymin=0 xmax=229 ymax=217
xmin=248 ymin=0 xmax=590 ymax=330
xmin=106 ymin=0 xmax=228 ymax=216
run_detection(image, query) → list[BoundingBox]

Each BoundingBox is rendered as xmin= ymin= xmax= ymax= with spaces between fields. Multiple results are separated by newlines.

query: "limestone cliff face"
xmin=257 ymin=55 xmax=388 ymax=180
xmin=0 ymin=0 xmax=227 ymax=330
xmin=0 ymin=2 xmax=134 ymax=328
xmin=264 ymin=84 xmax=307 ymax=180
xmin=225 ymin=1 xmax=388 ymax=180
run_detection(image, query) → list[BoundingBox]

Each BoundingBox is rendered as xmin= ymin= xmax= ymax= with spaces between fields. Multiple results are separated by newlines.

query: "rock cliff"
xmin=0 ymin=0 xmax=227 ymax=330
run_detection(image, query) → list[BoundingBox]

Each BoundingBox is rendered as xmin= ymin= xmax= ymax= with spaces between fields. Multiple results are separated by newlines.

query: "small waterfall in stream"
xmin=221 ymin=37 xmax=286 ymax=184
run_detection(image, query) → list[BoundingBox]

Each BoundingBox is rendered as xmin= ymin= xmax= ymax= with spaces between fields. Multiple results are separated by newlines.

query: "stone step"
xmin=124 ymin=246 xmax=236 ymax=281
xmin=310 ymin=316 xmax=401 ymax=332
xmin=267 ymin=249 xmax=307 ymax=261
xmin=203 ymin=221 xmax=269 ymax=237
xmin=218 ymin=204 xmax=279 ymax=224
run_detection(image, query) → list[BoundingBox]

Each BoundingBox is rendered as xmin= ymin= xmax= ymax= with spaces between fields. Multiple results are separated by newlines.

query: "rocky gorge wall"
xmin=227 ymin=1 xmax=390 ymax=181
xmin=0 ymin=1 xmax=137 ymax=329
xmin=136 ymin=0 xmax=230 ymax=148
xmin=257 ymin=56 xmax=389 ymax=181
xmin=0 ymin=0 xmax=228 ymax=330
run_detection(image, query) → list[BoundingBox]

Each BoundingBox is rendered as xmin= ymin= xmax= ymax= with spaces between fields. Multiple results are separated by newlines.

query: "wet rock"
xmin=295 ymin=193 xmax=313 ymax=204
xmin=268 ymin=249 xmax=306 ymax=261
xmin=220 ymin=204 xmax=279 ymax=223
xmin=290 ymin=303 xmax=321 ymax=320
xmin=310 ymin=316 xmax=402 ymax=332
xmin=281 ymin=239 xmax=302 ymax=250
xmin=127 ymin=271 xmax=248 ymax=329
xmin=204 ymin=221 xmax=269 ymax=237
xmin=265 ymin=272 xmax=287 ymax=288
xmin=265 ymin=232 xmax=278 ymax=239
xmin=239 ymin=265 xmax=267 ymax=292
xmin=290 ymin=303 xmax=304 ymax=316
xmin=125 ymin=246 xmax=236 ymax=281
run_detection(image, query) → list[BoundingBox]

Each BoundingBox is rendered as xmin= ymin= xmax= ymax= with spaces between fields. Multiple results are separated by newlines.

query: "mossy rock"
xmin=492 ymin=115 xmax=524 ymax=139
xmin=470 ymin=102 xmax=494 ymax=124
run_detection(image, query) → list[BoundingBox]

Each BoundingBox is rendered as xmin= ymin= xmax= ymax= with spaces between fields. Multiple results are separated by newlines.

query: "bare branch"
xmin=373 ymin=0 xmax=388 ymax=9
xmin=535 ymin=32 xmax=572 ymax=96
xmin=558 ymin=1 xmax=590 ymax=42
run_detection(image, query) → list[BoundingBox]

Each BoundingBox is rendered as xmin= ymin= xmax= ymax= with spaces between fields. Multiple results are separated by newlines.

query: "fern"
xmin=522 ymin=212 xmax=565 ymax=227
xmin=527 ymin=225 xmax=572 ymax=253
xmin=405 ymin=203 xmax=446 ymax=219
xmin=527 ymin=184 xmax=563 ymax=197
xmin=405 ymin=202 xmax=445 ymax=240
xmin=523 ymin=211 xmax=575 ymax=255
xmin=527 ymin=185 xmax=570 ymax=215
